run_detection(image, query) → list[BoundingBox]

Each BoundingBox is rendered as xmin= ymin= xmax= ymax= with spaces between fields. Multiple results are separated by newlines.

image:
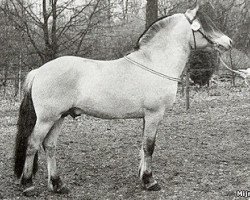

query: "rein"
xmin=219 ymin=57 xmax=246 ymax=77
xmin=124 ymin=56 xmax=181 ymax=82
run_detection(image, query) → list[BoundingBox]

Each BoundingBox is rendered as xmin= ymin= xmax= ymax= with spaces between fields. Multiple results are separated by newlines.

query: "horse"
xmin=14 ymin=4 xmax=232 ymax=196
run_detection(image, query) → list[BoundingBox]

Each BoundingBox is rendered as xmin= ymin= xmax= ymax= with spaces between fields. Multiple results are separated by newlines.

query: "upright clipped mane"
xmin=135 ymin=15 xmax=173 ymax=50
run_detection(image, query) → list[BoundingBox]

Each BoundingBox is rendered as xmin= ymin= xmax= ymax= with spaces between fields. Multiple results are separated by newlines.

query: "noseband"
xmin=184 ymin=14 xmax=215 ymax=50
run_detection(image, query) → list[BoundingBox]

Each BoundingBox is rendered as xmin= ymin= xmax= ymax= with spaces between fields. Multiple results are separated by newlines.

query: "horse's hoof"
xmin=147 ymin=182 xmax=161 ymax=191
xmin=55 ymin=186 xmax=70 ymax=194
xmin=23 ymin=186 xmax=39 ymax=197
xmin=143 ymin=181 xmax=161 ymax=191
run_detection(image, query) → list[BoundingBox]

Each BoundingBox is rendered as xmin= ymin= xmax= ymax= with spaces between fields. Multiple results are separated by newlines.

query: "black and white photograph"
xmin=0 ymin=0 xmax=249 ymax=199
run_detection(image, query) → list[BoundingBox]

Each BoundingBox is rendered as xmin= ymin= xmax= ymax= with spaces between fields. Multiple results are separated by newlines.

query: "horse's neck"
xmin=132 ymin=42 xmax=190 ymax=79
xmin=152 ymin=44 xmax=190 ymax=77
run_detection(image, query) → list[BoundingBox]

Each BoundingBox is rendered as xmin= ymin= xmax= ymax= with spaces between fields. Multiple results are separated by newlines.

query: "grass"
xmin=0 ymin=83 xmax=249 ymax=199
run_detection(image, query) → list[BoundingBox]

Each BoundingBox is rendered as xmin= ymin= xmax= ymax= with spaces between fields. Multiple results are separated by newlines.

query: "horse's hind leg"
xmin=21 ymin=119 xmax=55 ymax=196
xmin=42 ymin=117 xmax=70 ymax=194
xmin=139 ymin=108 xmax=164 ymax=191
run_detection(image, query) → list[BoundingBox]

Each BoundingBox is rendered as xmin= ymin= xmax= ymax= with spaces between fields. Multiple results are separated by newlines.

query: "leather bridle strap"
xmin=184 ymin=14 xmax=197 ymax=49
xmin=196 ymin=29 xmax=214 ymax=45
xmin=184 ymin=13 xmax=196 ymax=24
xmin=192 ymin=30 xmax=197 ymax=50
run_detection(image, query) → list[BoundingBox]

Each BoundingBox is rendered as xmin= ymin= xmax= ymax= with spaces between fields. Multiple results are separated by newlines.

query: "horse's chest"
xmin=143 ymin=83 xmax=178 ymax=108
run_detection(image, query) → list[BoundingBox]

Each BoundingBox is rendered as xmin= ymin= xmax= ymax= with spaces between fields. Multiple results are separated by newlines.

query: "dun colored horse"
xmin=14 ymin=5 xmax=232 ymax=196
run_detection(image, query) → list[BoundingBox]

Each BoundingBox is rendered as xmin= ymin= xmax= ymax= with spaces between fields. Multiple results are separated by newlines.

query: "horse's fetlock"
xmin=21 ymin=176 xmax=33 ymax=186
xmin=51 ymin=176 xmax=63 ymax=191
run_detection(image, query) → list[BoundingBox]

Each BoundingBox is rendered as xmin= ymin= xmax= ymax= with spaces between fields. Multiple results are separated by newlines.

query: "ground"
xmin=0 ymin=83 xmax=249 ymax=200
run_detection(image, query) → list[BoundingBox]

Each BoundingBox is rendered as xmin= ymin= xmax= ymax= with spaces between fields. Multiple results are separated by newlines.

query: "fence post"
xmin=185 ymin=64 xmax=190 ymax=110
xmin=181 ymin=74 xmax=185 ymax=97
xmin=229 ymin=50 xmax=235 ymax=86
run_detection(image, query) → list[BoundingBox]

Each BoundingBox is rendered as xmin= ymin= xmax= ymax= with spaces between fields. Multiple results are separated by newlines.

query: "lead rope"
xmin=219 ymin=56 xmax=247 ymax=78
xmin=124 ymin=56 xmax=181 ymax=82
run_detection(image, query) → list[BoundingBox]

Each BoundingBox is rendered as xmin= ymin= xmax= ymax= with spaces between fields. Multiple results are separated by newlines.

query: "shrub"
xmin=189 ymin=50 xmax=218 ymax=87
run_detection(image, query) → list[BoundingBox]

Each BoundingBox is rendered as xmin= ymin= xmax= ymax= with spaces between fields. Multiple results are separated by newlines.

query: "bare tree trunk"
xmin=51 ymin=0 xmax=58 ymax=60
xmin=42 ymin=0 xmax=58 ymax=63
xmin=18 ymin=54 xmax=22 ymax=100
xmin=42 ymin=0 xmax=50 ymax=63
xmin=122 ymin=0 xmax=129 ymax=23
xmin=107 ymin=0 xmax=112 ymax=27
xmin=14 ymin=70 xmax=18 ymax=97
xmin=146 ymin=0 xmax=158 ymax=29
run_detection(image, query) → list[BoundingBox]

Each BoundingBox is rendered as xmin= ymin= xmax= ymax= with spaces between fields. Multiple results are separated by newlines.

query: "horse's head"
xmin=184 ymin=4 xmax=232 ymax=51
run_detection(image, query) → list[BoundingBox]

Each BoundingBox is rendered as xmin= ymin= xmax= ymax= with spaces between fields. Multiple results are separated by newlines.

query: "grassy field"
xmin=0 ymin=83 xmax=249 ymax=200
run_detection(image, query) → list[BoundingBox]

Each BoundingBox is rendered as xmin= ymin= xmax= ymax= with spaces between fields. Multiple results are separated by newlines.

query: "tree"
xmin=0 ymin=0 xmax=107 ymax=65
xmin=145 ymin=0 xmax=158 ymax=28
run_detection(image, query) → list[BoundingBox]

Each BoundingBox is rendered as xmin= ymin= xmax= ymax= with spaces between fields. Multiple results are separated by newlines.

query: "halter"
xmin=184 ymin=14 xmax=215 ymax=50
xmin=124 ymin=56 xmax=181 ymax=82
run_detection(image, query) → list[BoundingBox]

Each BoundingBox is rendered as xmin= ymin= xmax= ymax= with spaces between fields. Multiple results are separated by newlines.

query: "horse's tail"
xmin=14 ymin=69 xmax=38 ymax=178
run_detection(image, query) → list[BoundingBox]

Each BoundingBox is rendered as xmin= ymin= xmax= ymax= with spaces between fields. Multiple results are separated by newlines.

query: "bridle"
xmin=184 ymin=13 xmax=215 ymax=50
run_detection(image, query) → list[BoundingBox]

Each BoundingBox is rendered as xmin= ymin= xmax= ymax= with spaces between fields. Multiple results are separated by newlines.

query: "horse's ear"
xmin=193 ymin=3 xmax=199 ymax=13
xmin=185 ymin=4 xmax=199 ymax=21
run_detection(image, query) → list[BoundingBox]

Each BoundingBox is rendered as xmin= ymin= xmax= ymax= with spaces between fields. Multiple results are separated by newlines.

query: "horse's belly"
xmin=76 ymin=97 xmax=144 ymax=119
xmin=80 ymin=108 xmax=144 ymax=119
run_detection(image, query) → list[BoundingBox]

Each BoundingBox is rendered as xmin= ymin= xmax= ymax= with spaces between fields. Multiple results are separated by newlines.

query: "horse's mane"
xmin=135 ymin=15 xmax=175 ymax=50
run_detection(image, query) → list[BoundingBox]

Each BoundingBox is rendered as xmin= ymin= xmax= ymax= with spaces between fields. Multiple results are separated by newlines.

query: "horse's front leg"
xmin=139 ymin=108 xmax=164 ymax=191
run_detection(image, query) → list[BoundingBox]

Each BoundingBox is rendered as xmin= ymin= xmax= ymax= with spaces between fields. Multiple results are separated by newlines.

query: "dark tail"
xmin=14 ymin=87 xmax=38 ymax=178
